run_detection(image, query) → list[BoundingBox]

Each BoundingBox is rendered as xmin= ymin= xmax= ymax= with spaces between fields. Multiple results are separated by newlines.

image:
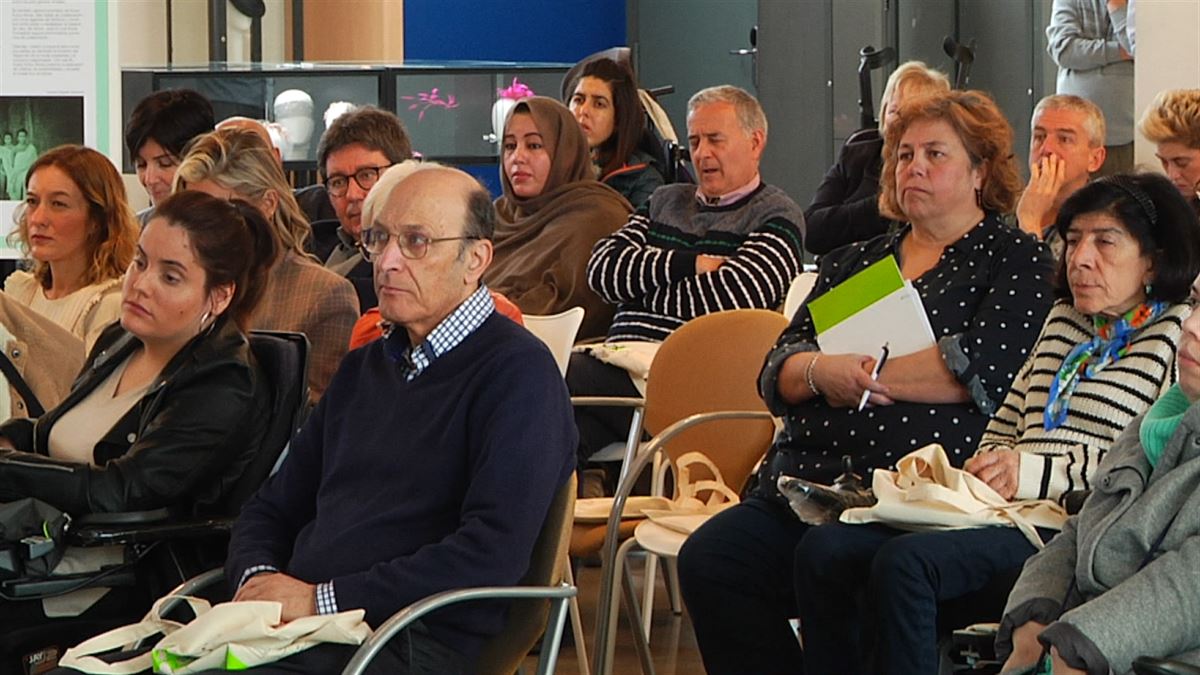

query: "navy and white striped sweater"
xmin=587 ymin=182 xmax=806 ymax=342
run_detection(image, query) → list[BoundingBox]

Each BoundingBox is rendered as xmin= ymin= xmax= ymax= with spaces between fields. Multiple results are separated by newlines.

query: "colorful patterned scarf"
xmin=1044 ymin=301 xmax=1168 ymax=431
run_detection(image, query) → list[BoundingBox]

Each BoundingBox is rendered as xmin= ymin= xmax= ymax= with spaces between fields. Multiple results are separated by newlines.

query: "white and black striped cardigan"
xmin=976 ymin=299 xmax=1188 ymax=501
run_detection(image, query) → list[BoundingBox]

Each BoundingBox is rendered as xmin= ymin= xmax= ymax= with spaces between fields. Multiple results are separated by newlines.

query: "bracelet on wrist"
xmin=805 ymin=353 xmax=822 ymax=397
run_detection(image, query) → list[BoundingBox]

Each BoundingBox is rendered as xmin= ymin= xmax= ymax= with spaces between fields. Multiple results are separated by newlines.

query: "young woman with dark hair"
xmin=124 ymin=89 xmax=215 ymax=214
xmin=566 ymin=57 xmax=665 ymax=208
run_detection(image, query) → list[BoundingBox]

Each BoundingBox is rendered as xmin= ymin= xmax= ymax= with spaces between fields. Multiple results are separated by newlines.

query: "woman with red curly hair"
xmin=678 ymin=90 xmax=1057 ymax=675
xmin=8 ymin=145 xmax=138 ymax=348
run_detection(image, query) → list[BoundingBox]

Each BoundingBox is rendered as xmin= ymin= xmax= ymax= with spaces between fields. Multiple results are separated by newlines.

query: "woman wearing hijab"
xmin=486 ymin=96 xmax=632 ymax=340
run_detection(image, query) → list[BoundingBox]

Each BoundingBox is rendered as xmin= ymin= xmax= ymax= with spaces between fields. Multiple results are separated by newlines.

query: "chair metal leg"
xmin=564 ymin=563 xmax=591 ymax=675
xmin=621 ymin=557 xmax=657 ymax=675
xmin=640 ymin=450 xmax=670 ymax=641
xmin=595 ymin=537 xmax=638 ymax=675
xmin=641 ymin=552 xmax=658 ymax=639
xmin=664 ymin=556 xmax=682 ymax=615
xmin=534 ymin=595 xmax=572 ymax=675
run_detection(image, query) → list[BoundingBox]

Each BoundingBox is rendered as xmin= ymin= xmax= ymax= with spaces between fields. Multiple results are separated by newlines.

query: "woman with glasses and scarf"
xmin=998 ymin=178 xmax=1200 ymax=675
xmin=485 ymin=96 xmax=631 ymax=340
xmin=175 ymin=127 xmax=359 ymax=401
xmin=795 ymin=173 xmax=1200 ymax=675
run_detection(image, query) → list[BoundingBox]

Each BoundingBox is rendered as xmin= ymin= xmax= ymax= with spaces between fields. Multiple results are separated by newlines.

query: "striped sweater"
xmin=586 ymin=182 xmax=805 ymax=342
xmin=976 ymin=300 xmax=1187 ymax=501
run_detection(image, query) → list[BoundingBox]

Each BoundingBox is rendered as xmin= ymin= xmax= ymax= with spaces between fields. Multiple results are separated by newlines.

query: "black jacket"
xmin=803 ymin=132 xmax=892 ymax=255
xmin=0 ymin=317 xmax=270 ymax=517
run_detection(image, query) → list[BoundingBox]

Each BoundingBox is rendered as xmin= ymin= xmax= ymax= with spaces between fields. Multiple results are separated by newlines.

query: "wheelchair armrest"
xmin=1133 ymin=657 xmax=1200 ymax=675
xmin=70 ymin=515 xmax=235 ymax=547
xmin=952 ymin=623 xmax=999 ymax=667
xmin=77 ymin=508 xmax=172 ymax=526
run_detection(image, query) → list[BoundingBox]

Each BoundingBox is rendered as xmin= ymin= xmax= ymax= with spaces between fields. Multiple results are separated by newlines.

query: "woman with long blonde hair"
xmin=176 ymin=127 xmax=359 ymax=400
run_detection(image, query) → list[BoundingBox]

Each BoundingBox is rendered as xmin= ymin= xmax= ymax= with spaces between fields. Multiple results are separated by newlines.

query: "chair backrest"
xmin=522 ymin=307 xmax=586 ymax=377
xmin=644 ymin=309 xmax=789 ymax=495
xmin=783 ymin=272 xmax=819 ymax=320
xmin=221 ymin=331 xmax=309 ymax=514
xmin=475 ymin=473 xmax=576 ymax=674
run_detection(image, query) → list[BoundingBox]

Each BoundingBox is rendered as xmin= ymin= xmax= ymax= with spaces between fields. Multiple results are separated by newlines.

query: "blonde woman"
xmin=8 ymin=145 xmax=137 ymax=349
xmin=1138 ymin=88 xmax=1200 ymax=216
xmin=176 ymin=127 xmax=359 ymax=400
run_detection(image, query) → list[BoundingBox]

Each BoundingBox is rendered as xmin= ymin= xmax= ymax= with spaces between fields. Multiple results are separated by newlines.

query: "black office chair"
xmin=0 ymin=331 xmax=309 ymax=670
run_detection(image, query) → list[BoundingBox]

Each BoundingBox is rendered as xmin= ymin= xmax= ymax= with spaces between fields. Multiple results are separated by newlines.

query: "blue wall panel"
xmin=404 ymin=0 xmax=626 ymax=63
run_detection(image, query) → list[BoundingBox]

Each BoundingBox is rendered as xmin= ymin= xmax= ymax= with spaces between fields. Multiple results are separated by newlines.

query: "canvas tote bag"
xmin=58 ymin=594 xmax=371 ymax=674
xmin=839 ymin=444 xmax=1067 ymax=548
xmin=639 ymin=452 xmax=742 ymax=536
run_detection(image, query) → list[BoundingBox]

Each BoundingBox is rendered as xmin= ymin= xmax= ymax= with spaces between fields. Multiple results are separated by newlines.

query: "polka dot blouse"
xmin=753 ymin=214 xmax=1055 ymax=497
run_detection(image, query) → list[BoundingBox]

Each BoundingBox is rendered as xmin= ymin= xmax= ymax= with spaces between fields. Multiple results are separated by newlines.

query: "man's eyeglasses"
xmin=324 ymin=165 xmax=392 ymax=198
xmin=359 ymin=226 xmax=481 ymax=262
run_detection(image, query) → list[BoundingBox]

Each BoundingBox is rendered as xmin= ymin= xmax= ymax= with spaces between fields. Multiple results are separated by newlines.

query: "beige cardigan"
xmin=0 ymin=291 xmax=85 ymax=420
xmin=4 ymin=271 xmax=122 ymax=350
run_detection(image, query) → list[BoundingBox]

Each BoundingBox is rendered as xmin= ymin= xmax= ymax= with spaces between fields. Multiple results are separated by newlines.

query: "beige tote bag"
xmin=58 ymin=594 xmax=371 ymax=674
xmin=640 ymin=452 xmax=742 ymax=536
xmin=839 ymin=444 xmax=1067 ymax=548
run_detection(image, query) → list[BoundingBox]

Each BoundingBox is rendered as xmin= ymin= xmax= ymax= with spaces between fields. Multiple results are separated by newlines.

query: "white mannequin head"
xmin=324 ymin=101 xmax=357 ymax=130
xmin=273 ymin=89 xmax=315 ymax=161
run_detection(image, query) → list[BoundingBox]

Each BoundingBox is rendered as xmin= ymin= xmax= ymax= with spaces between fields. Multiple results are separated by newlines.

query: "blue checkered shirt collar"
xmin=386 ymin=285 xmax=495 ymax=382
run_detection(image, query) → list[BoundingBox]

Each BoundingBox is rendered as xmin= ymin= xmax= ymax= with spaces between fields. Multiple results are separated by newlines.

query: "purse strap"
xmin=0 ymin=349 xmax=43 ymax=417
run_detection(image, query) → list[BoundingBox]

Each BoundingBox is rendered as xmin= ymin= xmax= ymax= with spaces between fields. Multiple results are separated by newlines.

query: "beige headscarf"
xmin=487 ymin=96 xmax=631 ymax=340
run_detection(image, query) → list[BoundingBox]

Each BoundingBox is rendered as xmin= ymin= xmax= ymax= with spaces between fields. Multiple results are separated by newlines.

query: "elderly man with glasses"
xmin=301 ymin=105 xmax=413 ymax=311
xmin=221 ymin=162 xmax=577 ymax=674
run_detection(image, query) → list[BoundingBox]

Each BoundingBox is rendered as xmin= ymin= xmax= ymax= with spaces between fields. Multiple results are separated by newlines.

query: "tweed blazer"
xmin=251 ymin=251 xmax=359 ymax=401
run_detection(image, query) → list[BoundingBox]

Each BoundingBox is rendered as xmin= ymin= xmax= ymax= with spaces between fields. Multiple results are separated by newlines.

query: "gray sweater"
xmin=1046 ymin=0 xmax=1135 ymax=145
xmin=997 ymin=397 xmax=1200 ymax=674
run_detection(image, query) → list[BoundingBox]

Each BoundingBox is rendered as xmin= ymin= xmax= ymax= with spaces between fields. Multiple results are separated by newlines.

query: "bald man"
xmin=222 ymin=165 xmax=575 ymax=674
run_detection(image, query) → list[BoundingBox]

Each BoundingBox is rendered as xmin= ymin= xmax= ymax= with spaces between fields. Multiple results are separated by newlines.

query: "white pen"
xmin=857 ymin=342 xmax=890 ymax=412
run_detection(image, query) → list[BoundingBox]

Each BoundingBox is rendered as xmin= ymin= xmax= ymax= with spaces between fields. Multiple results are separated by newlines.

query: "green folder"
xmin=807 ymin=255 xmax=905 ymax=334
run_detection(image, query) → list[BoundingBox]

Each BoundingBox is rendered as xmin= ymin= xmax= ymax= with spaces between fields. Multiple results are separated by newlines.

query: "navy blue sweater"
xmin=225 ymin=312 xmax=576 ymax=658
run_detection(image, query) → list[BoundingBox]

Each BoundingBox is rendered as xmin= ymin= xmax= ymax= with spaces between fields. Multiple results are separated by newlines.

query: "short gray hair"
xmin=1033 ymin=94 xmax=1106 ymax=148
xmin=687 ymin=85 xmax=768 ymax=138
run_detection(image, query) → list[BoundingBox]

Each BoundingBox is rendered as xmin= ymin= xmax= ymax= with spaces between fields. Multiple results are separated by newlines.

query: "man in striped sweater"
xmin=569 ymin=85 xmax=805 ymax=472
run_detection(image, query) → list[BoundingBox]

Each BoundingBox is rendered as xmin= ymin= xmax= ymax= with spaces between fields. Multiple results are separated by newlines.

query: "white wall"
xmin=1134 ymin=0 xmax=1200 ymax=168
xmin=122 ymin=0 xmax=286 ymax=67
xmin=117 ymin=0 xmax=168 ymax=66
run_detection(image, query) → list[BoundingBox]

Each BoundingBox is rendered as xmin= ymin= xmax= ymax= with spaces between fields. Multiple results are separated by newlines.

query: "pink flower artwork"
xmin=496 ymin=77 xmax=535 ymax=101
xmin=400 ymin=87 xmax=460 ymax=122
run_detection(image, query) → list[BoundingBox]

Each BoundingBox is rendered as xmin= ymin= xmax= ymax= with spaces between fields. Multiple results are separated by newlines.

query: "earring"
xmin=199 ymin=310 xmax=212 ymax=329
xmin=1145 ymin=283 xmax=1153 ymax=297
xmin=975 ymin=188 xmax=984 ymax=208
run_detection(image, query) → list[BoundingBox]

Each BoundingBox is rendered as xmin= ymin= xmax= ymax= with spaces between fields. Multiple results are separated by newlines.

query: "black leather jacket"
xmin=0 ymin=317 xmax=269 ymax=516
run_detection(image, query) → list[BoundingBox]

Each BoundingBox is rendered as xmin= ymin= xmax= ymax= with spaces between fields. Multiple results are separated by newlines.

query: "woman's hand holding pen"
xmin=814 ymin=353 xmax=893 ymax=408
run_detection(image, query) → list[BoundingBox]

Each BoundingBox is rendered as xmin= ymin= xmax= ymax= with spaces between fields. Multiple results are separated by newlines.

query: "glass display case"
xmin=121 ymin=60 xmax=573 ymax=184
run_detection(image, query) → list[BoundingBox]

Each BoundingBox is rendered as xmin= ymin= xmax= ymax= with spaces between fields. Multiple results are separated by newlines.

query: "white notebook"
xmin=808 ymin=256 xmax=936 ymax=358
